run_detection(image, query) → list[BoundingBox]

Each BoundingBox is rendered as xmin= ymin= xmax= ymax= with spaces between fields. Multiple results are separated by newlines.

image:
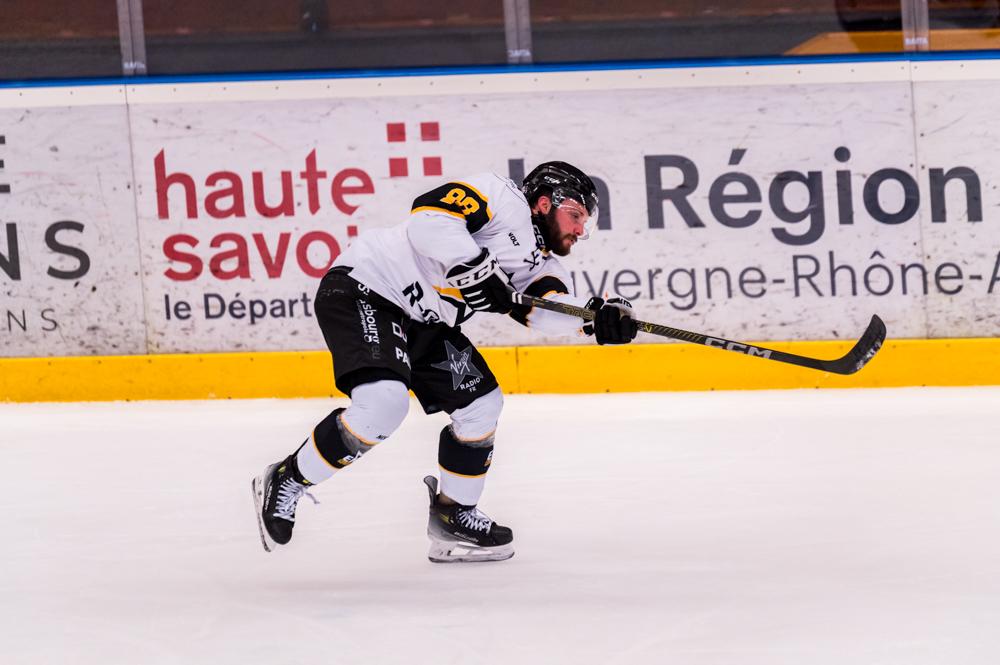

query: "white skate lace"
xmin=456 ymin=507 xmax=492 ymax=533
xmin=274 ymin=478 xmax=318 ymax=521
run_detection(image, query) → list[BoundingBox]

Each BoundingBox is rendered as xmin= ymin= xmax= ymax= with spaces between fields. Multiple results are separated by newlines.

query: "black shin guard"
xmin=313 ymin=407 xmax=372 ymax=469
xmin=437 ymin=426 xmax=494 ymax=482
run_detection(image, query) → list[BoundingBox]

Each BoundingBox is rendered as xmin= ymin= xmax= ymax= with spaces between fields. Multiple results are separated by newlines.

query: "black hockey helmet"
xmin=522 ymin=161 xmax=599 ymax=240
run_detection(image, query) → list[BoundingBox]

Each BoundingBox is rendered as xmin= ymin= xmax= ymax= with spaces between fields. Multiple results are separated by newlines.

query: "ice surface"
xmin=2 ymin=387 xmax=999 ymax=665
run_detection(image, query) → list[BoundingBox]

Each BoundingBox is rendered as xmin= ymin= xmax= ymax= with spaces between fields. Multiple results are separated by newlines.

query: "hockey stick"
xmin=511 ymin=292 xmax=886 ymax=375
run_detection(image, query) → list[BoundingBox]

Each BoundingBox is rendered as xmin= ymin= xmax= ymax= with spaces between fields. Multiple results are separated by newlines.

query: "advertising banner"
xmin=0 ymin=89 xmax=146 ymax=357
xmin=912 ymin=68 xmax=1000 ymax=338
xmin=130 ymin=97 xmax=382 ymax=353
xmin=4 ymin=61 xmax=1000 ymax=358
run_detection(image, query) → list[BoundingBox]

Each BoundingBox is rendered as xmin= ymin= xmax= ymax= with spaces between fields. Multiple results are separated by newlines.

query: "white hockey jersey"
xmin=334 ymin=172 xmax=588 ymax=335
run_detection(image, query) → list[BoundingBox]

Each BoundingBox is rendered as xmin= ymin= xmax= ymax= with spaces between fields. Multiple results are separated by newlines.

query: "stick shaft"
xmin=512 ymin=292 xmax=885 ymax=375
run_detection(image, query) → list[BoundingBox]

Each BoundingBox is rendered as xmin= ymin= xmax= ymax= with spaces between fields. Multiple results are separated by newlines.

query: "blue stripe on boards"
xmin=2 ymin=50 xmax=1000 ymax=90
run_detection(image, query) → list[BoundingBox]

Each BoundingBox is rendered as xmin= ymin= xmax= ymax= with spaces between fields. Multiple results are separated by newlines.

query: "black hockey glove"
xmin=584 ymin=296 xmax=638 ymax=345
xmin=446 ymin=248 xmax=513 ymax=314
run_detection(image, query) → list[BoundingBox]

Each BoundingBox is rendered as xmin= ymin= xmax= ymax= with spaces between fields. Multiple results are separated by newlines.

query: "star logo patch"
xmin=431 ymin=340 xmax=484 ymax=390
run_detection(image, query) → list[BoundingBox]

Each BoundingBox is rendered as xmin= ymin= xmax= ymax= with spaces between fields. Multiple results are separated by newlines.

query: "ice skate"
xmin=251 ymin=455 xmax=316 ymax=552
xmin=423 ymin=475 xmax=514 ymax=563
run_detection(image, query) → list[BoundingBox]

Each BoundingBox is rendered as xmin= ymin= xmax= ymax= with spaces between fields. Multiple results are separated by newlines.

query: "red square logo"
xmin=422 ymin=157 xmax=442 ymax=177
xmin=386 ymin=123 xmax=406 ymax=142
xmin=389 ymin=157 xmax=409 ymax=177
xmin=420 ymin=122 xmax=440 ymax=142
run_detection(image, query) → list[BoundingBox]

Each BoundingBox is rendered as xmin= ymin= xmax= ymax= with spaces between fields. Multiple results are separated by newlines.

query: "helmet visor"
xmin=550 ymin=187 xmax=600 ymax=240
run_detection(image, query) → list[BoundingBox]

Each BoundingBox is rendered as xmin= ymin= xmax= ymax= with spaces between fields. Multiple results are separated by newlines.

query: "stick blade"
xmin=821 ymin=315 xmax=887 ymax=375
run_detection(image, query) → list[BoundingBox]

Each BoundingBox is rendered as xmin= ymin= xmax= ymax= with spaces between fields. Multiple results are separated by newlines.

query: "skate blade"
xmin=428 ymin=540 xmax=514 ymax=564
xmin=250 ymin=475 xmax=276 ymax=553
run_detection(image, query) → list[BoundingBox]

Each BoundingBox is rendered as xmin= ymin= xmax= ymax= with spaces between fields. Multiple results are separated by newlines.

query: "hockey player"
xmin=252 ymin=161 xmax=638 ymax=562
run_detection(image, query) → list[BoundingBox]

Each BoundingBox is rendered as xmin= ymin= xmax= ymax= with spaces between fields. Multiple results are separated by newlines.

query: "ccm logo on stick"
xmin=705 ymin=337 xmax=773 ymax=358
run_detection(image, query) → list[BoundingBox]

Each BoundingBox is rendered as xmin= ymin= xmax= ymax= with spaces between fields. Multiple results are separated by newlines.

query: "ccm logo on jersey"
xmin=705 ymin=337 xmax=773 ymax=358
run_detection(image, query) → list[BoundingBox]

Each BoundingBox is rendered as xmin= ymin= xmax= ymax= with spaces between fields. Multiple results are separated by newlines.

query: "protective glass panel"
xmin=529 ymin=0 xmax=907 ymax=61
xmin=928 ymin=0 xmax=1000 ymax=51
xmin=142 ymin=0 xmax=507 ymax=75
xmin=0 ymin=1 xmax=121 ymax=80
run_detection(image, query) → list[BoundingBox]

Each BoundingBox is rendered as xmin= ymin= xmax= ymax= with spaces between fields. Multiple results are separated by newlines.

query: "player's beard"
xmin=541 ymin=208 xmax=574 ymax=256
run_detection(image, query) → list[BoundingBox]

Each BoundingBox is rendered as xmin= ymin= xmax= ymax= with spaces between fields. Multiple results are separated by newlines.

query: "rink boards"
xmin=3 ymin=56 xmax=1000 ymax=399
xmin=1 ymin=337 xmax=998 ymax=401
